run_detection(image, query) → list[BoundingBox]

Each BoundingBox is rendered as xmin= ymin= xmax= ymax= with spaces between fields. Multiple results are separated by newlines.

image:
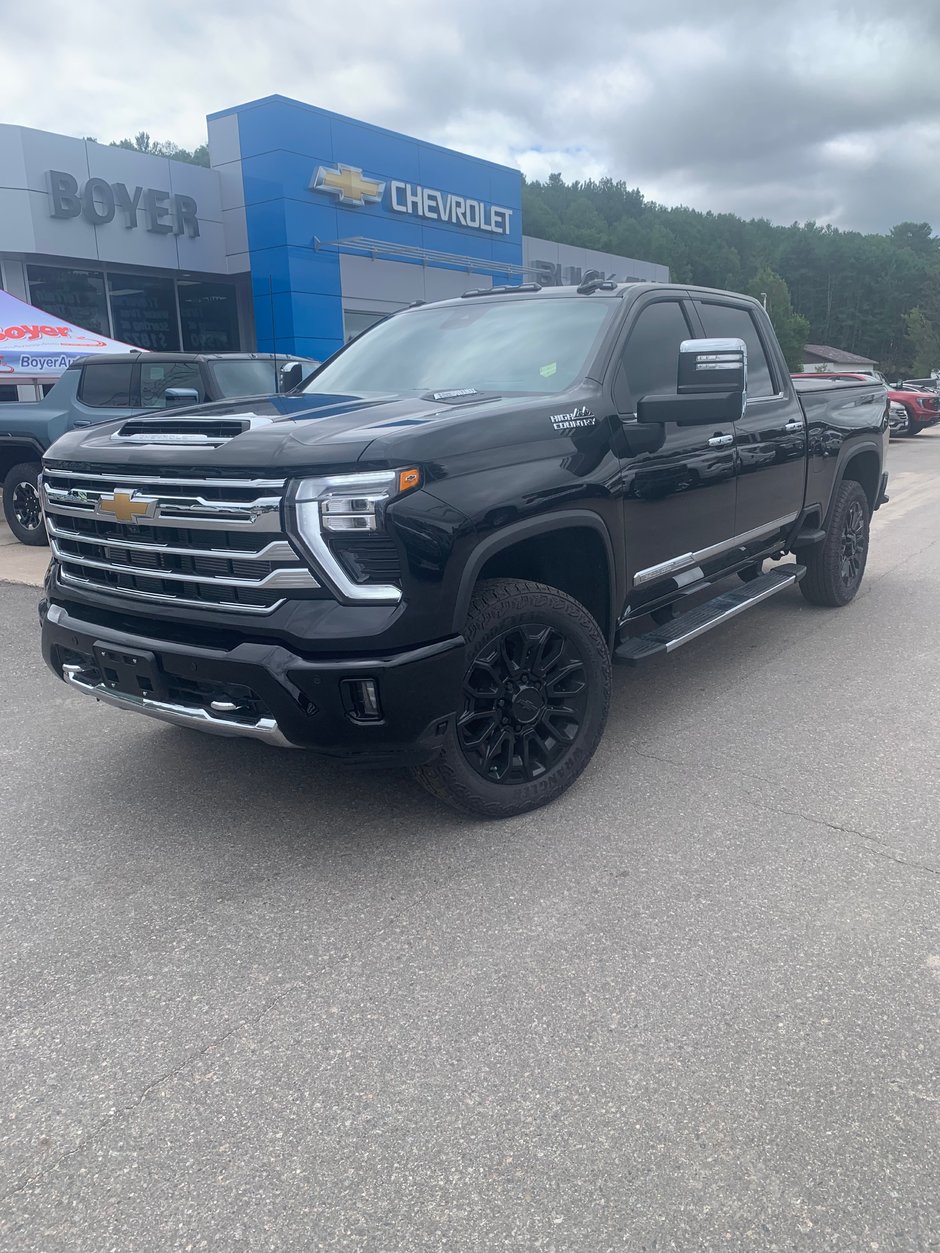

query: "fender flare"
xmin=0 ymin=435 xmax=45 ymax=474
xmin=828 ymin=438 xmax=885 ymax=519
xmin=452 ymin=509 xmax=619 ymax=642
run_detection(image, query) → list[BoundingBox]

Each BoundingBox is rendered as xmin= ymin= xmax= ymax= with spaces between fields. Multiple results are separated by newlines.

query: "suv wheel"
xmin=3 ymin=462 xmax=48 ymax=546
xmin=796 ymin=479 xmax=870 ymax=607
xmin=904 ymin=407 xmax=922 ymax=435
xmin=412 ymin=579 xmax=611 ymax=818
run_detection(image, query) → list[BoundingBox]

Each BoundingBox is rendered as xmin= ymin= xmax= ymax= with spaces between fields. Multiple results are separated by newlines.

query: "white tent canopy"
xmin=0 ymin=289 xmax=140 ymax=382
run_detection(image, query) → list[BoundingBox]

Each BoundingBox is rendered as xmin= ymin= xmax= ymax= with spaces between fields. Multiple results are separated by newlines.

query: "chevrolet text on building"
xmin=311 ymin=162 xmax=514 ymax=234
xmin=388 ymin=181 xmax=513 ymax=234
xmin=46 ymin=170 xmax=200 ymax=237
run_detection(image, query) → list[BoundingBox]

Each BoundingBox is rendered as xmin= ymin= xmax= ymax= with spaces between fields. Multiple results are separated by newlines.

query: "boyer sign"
xmin=46 ymin=170 xmax=200 ymax=238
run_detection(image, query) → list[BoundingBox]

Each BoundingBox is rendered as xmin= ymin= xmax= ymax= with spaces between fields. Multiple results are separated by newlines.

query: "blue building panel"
xmin=211 ymin=94 xmax=524 ymax=357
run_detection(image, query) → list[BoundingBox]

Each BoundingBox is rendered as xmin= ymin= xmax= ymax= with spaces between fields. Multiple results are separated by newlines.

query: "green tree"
xmin=903 ymin=307 xmax=940 ymax=376
xmin=110 ymin=131 xmax=210 ymax=167
xmin=748 ymin=269 xmax=809 ymax=370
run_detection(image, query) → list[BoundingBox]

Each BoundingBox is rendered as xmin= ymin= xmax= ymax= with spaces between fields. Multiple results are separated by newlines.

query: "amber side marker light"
xmin=398 ymin=468 xmax=421 ymax=493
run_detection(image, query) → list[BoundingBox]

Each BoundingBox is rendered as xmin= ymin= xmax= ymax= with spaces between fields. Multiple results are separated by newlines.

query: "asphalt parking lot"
xmin=1 ymin=437 xmax=938 ymax=1251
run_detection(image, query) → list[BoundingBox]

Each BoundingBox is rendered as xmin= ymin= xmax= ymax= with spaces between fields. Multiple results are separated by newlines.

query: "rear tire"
xmin=3 ymin=462 xmax=48 ymax=546
xmin=796 ymin=479 xmax=870 ymax=607
xmin=412 ymin=578 xmax=611 ymax=818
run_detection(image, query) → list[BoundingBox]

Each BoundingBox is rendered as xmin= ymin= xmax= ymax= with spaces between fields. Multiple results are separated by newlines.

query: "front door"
xmin=695 ymin=298 xmax=806 ymax=553
xmin=614 ymin=295 xmax=737 ymax=596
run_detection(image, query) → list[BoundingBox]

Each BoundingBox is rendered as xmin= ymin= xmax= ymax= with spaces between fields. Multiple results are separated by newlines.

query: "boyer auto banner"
xmin=0 ymin=289 xmax=139 ymax=379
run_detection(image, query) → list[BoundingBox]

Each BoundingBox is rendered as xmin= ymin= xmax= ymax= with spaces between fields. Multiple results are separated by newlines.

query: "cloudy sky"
xmin=4 ymin=0 xmax=939 ymax=234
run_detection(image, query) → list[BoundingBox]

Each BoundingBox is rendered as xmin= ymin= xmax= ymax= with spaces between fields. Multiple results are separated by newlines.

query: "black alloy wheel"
xmin=412 ymin=578 xmax=611 ymax=818
xmin=459 ymin=622 xmax=589 ymax=785
xmin=12 ymin=480 xmax=41 ymax=531
xmin=797 ymin=478 xmax=870 ymax=607
xmin=839 ymin=498 xmax=866 ymax=592
xmin=2 ymin=461 xmax=49 ymax=546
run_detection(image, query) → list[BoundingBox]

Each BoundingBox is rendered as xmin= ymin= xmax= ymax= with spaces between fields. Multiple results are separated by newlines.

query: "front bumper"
xmin=41 ymin=600 xmax=465 ymax=766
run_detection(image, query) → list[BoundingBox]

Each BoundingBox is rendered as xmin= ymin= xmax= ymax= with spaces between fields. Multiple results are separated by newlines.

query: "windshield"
xmin=209 ymin=359 xmax=280 ymax=398
xmin=304 ymin=298 xmax=614 ymax=396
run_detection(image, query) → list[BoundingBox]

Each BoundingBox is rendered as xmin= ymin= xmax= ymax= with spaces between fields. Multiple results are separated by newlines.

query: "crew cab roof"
xmin=423 ymin=281 xmax=768 ymax=310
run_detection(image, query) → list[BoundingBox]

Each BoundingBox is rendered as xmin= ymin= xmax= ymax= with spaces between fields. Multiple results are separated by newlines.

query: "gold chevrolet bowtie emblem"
xmin=96 ymin=490 xmax=159 ymax=524
xmin=311 ymin=163 xmax=385 ymax=207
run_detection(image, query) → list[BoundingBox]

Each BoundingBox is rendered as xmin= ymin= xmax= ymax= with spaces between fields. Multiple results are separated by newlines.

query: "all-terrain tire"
xmin=412 ymin=578 xmax=611 ymax=818
xmin=2 ymin=462 xmax=47 ymax=546
xmin=796 ymin=479 xmax=870 ymax=607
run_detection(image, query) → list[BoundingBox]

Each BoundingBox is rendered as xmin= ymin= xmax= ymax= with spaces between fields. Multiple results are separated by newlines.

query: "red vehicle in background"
xmin=791 ymin=372 xmax=940 ymax=437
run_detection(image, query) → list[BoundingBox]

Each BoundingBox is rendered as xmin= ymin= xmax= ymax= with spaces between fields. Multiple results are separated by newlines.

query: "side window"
xmin=615 ymin=300 xmax=693 ymax=412
xmin=697 ymin=302 xmax=776 ymax=398
xmin=78 ymin=363 xmax=134 ymax=408
xmin=139 ymin=361 xmax=205 ymax=409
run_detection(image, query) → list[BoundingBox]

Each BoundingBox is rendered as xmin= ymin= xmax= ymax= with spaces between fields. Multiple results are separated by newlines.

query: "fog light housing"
xmin=342 ymin=677 xmax=382 ymax=722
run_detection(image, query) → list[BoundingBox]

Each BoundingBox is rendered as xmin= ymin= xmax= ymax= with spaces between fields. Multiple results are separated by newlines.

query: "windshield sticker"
xmin=550 ymin=405 xmax=596 ymax=432
xmin=432 ymin=388 xmax=478 ymax=400
xmin=540 ymin=362 xmax=557 ymax=378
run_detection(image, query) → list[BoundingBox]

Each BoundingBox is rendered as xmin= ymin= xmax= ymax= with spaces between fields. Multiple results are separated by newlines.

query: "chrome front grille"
xmin=42 ymin=468 xmax=320 ymax=614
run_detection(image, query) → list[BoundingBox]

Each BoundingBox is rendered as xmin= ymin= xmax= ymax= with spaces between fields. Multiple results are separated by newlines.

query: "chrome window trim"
xmin=633 ymin=513 xmax=799 ymax=587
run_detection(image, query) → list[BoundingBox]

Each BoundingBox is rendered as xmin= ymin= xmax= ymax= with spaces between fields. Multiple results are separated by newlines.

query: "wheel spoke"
xmin=483 ymin=728 xmax=514 ymax=780
xmin=544 ymin=661 xmax=584 ymax=691
xmin=499 ymin=634 xmax=523 ymax=679
xmin=534 ymin=631 xmax=564 ymax=677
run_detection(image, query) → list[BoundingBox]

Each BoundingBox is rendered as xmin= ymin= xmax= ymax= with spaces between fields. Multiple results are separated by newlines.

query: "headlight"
xmin=289 ymin=468 xmax=421 ymax=603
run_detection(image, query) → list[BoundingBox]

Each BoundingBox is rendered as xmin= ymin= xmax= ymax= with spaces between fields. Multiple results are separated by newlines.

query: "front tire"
xmin=3 ymin=462 xmax=48 ymax=546
xmin=412 ymin=578 xmax=611 ymax=818
xmin=903 ymin=407 xmax=922 ymax=436
xmin=797 ymin=479 xmax=870 ymax=607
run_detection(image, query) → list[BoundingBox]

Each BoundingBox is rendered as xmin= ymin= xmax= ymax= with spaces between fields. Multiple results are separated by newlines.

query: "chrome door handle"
xmin=784 ymin=421 xmax=803 ymax=433
xmin=707 ymin=434 xmax=734 ymax=447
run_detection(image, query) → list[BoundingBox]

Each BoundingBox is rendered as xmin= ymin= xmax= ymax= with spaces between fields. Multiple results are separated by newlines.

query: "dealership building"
xmin=0 ymin=94 xmax=667 ymax=372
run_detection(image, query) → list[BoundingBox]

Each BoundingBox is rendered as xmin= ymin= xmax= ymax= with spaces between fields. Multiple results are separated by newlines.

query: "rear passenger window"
xmin=697 ymin=303 xmax=776 ymax=397
xmin=78 ymin=363 xmax=133 ymax=407
xmin=139 ymin=361 xmax=204 ymax=408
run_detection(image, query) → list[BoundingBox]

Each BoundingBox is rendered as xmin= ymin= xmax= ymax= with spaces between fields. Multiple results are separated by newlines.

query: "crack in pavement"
xmin=741 ymin=797 xmax=940 ymax=883
xmin=630 ymin=746 xmax=940 ymax=884
xmin=0 ymin=980 xmax=306 ymax=1206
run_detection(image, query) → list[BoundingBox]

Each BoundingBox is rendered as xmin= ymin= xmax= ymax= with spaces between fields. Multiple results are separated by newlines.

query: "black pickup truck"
xmin=39 ymin=283 xmax=889 ymax=817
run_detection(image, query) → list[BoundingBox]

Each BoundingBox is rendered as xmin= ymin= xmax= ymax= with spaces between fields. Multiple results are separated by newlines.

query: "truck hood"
xmin=43 ymin=387 xmax=584 ymax=472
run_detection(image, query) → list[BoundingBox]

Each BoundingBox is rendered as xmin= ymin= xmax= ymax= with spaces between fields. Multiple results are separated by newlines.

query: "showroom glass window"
xmin=179 ymin=281 xmax=239 ymax=351
xmin=28 ymin=266 xmax=111 ymax=337
xmin=109 ymin=274 xmax=180 ymax=351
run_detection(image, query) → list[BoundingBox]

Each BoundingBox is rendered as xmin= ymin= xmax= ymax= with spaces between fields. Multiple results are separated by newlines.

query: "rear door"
xmin=694 ymin=298 xmax=806 ymax=551
xmin=614 ymin=294 xmax=737 ymax=589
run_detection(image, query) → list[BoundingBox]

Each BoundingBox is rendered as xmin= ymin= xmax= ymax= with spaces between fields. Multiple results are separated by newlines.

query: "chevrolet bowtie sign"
xmin=310 ymin=163 xmax=514 ymax=235
xmin=312 ymin=164 xmax=385 ymax=207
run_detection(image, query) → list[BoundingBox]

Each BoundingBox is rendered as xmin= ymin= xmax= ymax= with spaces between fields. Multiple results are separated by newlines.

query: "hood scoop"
xmin=111 ymin=413 xmax=275 ymax=448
